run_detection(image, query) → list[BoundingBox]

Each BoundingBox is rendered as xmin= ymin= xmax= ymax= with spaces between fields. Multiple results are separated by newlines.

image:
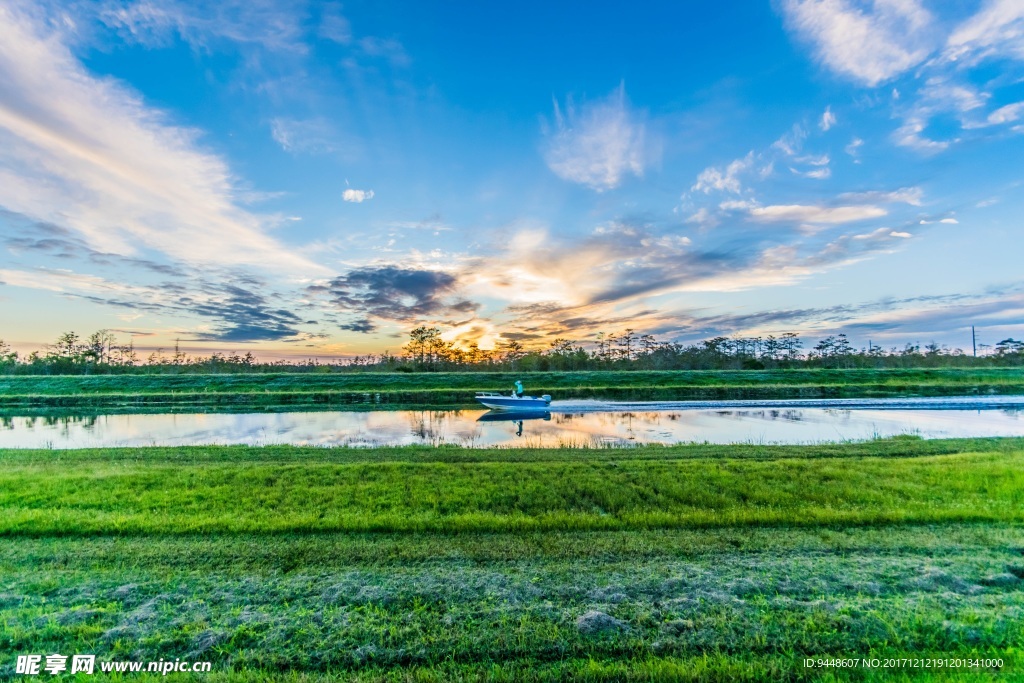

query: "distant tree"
xmin=617 ymin=328 xmax=636 ymax=361
xmin=548 ymin=338 xmax=575 ymax=355
xmin=995 ymin=338 xmax=1024 ymax=355
xmin=499 ymin=339 xmax=524 ymax=366
xmin=53 ymin=331 xmax=81 ymax=360
xmin=85 ymin=330 xmax=117 ymax=364
xmin=0 ymin=339 xmax=16 ymax=366
xmin=779 ymin=332 xmax=803 ymax=360
xmin=404 ymin=326 xmax=442 ymax=365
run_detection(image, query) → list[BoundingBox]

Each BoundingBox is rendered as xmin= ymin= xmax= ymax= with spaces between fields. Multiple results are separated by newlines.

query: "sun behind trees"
xmin=0 ymin=328 xmax=1022 ymax=376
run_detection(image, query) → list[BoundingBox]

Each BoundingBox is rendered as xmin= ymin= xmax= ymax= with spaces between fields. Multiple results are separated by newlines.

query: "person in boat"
xmin=511 ymin=380 xmax=524 ymax=398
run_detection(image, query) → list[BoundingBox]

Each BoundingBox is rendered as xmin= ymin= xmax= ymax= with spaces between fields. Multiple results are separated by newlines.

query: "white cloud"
xmin=844 ymin=137 xmax=863 ymax=157
xmin=683 ymin=207 xmax=721 ymax=228
xmin=790 ymin=153 xmax=830 ymax=179
xmin=794 ymin=153 xmax=827 ymax=165
xmin=691 ymin=152 xmax=754 ymax=194
xmin=342 ymin=188 xmax=374 ymax=203
xmin=945 ymin=0 xmax=1024 ymax=65
xmin=796 ymin=154 xmax=830 ymax=166
xmin=748 ymin=204 xmax=887 ymax=224
xmin=919 ymin=77 xmax=988 ymax=121
xmin=939 ymin=217 xmax=959 ymax=224
xmin=771 ymin=124 xmax=807 ymax=156
xmin=719 ymin=199 xmax=758 ymax=211
xmin=271 ymin=117 xmax=342 ymax=154
xmin=543 ymin=84 xmax=650 ymax=191
xmin=0 ymin=4 xmax=318 ymax=272
xmin=839 ymin=187 xmax=923 ymax=205
xmin=793 ymin=166 xmax=832 ymax=179
xmin=98 ymin=0 xmax=309 ymax=53
xmin=780 ymin=0 xmax=936 ymax=86
xmin=890 ymin=76 xmax=988 ymax=150
xmin=988 ymin=101 xmax=1024 ymax=125
xmin=358 ymin=36 xmax=410 ymax=67
xmin=318 ymin=3 xmax=352 ymax=45
xmin=0 ymin=267 xmax=138 ymax=294
xmin=889 ymin=231 xmax=912 ymax=238
xmin=820 ymin=105 xmax=837 ymax=130
xmin=893 ymin=117 xmax=949 ymax=151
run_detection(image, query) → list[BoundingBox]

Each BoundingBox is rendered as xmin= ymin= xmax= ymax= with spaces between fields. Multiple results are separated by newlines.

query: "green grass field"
xmin=2 ymin=368 xmax=1023 ymax=411
xmin=2 ymin=438 xmax=1023 ymax=680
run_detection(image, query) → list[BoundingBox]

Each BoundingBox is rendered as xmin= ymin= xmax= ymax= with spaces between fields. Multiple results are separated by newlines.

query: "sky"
xmin=1 ymin=0 xmax=1023 ymax=360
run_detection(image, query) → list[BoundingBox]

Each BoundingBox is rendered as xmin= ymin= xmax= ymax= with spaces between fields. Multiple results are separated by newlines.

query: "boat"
xmin=474 ymin=391 xmax=551 ymax=411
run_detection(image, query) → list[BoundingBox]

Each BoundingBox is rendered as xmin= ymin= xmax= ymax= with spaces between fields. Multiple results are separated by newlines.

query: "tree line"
xmin=1 ymin=327 xmax=1023 ymax=375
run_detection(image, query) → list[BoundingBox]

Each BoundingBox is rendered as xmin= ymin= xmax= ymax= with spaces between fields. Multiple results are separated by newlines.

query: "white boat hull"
xmin=475 ymin=392 xmax=551 ymax=411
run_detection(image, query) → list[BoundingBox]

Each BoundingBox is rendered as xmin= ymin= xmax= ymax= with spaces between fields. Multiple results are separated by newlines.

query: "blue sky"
xmin=1 ymin=0 xmax=1023 ymax=359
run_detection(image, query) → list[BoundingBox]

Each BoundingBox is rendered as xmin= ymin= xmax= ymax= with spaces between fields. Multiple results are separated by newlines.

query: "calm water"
xmin=2 ymin=397 xmax=1022 ymax=448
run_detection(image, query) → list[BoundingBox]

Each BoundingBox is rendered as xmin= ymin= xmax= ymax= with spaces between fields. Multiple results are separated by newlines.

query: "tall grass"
xmin=3 ymin=440 xmax=1022 ymax=680
xmin=2 ymin=367 xmax=1022 ymax=411
xmin=2 ymin=445 xmax=1022 ymax=536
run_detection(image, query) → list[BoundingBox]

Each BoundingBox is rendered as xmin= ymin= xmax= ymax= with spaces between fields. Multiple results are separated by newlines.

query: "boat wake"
xmin=546 ymin=396 xmax=1024 ymax=413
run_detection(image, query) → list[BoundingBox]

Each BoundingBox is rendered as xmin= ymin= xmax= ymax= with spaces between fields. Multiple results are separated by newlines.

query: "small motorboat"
xmin=474 ymin=391 xmax=552 ymax=411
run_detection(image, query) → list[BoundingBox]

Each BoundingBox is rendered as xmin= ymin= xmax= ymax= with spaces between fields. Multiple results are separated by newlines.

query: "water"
xmin=1 ymin=397 xmax=1022 ymax=448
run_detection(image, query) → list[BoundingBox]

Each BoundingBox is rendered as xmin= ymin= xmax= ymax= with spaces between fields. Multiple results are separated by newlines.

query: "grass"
xmin=1 ymin=439 xmax=1023 ymax=680
xmin=2 ymin=367 xmax=1023 ymax=411
xmin=3 ymin=447 xmax=1024 ymax=536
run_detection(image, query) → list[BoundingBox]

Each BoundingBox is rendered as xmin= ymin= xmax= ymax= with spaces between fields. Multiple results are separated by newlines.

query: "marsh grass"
xmin=2 ymin=439 xmax=1023 ymax=680
xmin=2 ymin=368 xmax=1022 ymax=411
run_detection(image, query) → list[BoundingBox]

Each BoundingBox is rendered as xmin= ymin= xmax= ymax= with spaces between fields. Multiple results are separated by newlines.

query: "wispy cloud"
xmin=0 ymin=257 xmax=316 ymax=343
xmin=782 ymin=1 xmax=1024 ymax=156
xmin=893 ymin=117 xmax=949 ymax=151
xmin=819 ymin=105 xmax=837 ymax=131
xmin=844 ymin=137 xmax=863 ymax=158
xmin=839 ymin=187 xmax=923 ymax=205
xmin=945 ymin=0 xmax=1024 ymax=66
xmin=317 ymin=2 xmax=351 ymax=45
xmin=97 ymin=0 xmax=310 ymax=53
xmin=0 ymin=3 xmax=319 ymax=273
xmin=543 ymin=83 xmax=651 ymax=191
xmin=792 ymin=166 xmax=832 ymax=179
xmin=789 ymin=152 xmax=831 ymax=179
xmin=987 ymin=101 xmax=1024 ymax=125
xmin=748 ymin=204 xmax=887 ymax=224
xmin=469 ymin=223 xmax=921 ymax=344
xmin=771 ymin=124 xmax=808 ymax=156
xmin=780 ymin=0 xmax=935 ymax=86
xmin=271 ymin=117 xmax=346 ymax=154
xmin=692 ymin=152 xmax=754 ymax=194
xmin=358 ymin=36 xmax=410 ymax=67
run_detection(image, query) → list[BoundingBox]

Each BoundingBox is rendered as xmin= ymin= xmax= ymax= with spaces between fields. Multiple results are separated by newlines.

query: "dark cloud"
xmin=182 ymin=283 xmax=306 ymax=342
xmin=3 ymin=218 xmax=187 ymax=277
xmin=841 ymin=295 xmax=1024 ymax=336
xmin=500 ymin=331 xmax=545 ymax=341
xmin=0 ymin=210 xmax=320 ymax=343
xmin=313 ymin=266 xmax=480 ymax=332
xmin=340 ymin=318 xmax=376 ymax=333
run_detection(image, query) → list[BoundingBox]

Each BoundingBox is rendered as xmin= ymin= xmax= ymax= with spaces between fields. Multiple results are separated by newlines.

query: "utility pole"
xmin=972 ymin=326 xmax=976 ymax=357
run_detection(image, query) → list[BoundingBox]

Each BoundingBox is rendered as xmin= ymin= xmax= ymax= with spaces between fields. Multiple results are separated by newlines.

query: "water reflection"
xmin=477 ymin=411 xmax=552 ymax=437
xmin=0 ymin=403 xmax=1020 ymax=449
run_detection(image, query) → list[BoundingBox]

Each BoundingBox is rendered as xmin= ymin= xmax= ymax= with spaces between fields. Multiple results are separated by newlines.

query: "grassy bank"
xmin=2 ymin=367 xmax=1023 ymax=411
xmin=3 ymin=443 xmax=1024 ymax=536
xmin=1 ymin=439 xmax=1023 ymax=680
